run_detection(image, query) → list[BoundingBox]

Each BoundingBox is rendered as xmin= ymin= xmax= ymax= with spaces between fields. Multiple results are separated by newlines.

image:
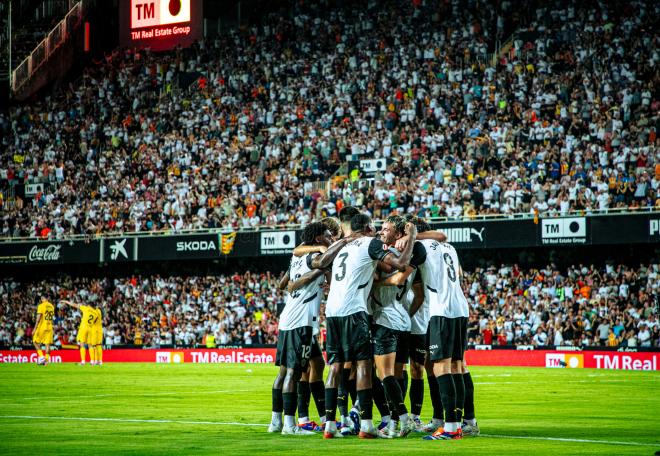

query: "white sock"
xmin=399 ymin=413 xmax=409 ymax=425
xmin=411 ymin=414 xmax=420 ymax=420
xmin=325 ymin=420 xmax=337 ymax=432
xmin=465 ymin=418 xmax=477 ymax=426
xmin=298 ymin=417 xmax=309 ymax=424
xmin=360 ymin=419 xmax=374 ymax=432
xmin=284 ymin=415 xmax=295 ymax=428
xmin=380 ymin=415 xmax=391 ymax=424
xmin=445 ymin=422 xmax=458 ymax=432
xmin=271 ymin=412 xmax=282 ymax=424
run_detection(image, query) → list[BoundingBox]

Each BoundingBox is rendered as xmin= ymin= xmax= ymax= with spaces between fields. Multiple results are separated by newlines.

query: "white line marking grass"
xmin=16 ymin=389 xmax=249 ymax=401
xmin=0 ymin=415 xmax=657 ymax=447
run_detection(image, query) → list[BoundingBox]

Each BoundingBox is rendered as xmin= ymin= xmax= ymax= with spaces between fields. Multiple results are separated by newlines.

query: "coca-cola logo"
xmin=28 ymin=245 xmax=62 ymax=262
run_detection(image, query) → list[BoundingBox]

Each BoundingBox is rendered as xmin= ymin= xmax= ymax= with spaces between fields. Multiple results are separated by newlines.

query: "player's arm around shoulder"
xmin=293 ymin=243 xmax=328 ymax=257
xmin=310 ymin=237 xmax=351 ymax=269
xmin=380 ymin=222 xmax=418 ymax=271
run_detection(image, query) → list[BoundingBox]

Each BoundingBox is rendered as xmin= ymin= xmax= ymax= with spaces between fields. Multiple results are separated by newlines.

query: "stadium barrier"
xmin=1 ymin=213 xmax=659 ymax=265
xmin=1 ymin=348 xmax=657 ymax=370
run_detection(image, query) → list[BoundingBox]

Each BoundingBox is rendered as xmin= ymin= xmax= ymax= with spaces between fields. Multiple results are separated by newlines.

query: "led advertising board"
xmin=119 ymin=0 xmax=202 ymax=51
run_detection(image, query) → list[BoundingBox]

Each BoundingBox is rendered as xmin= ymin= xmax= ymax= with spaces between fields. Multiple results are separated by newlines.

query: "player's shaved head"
xmin=350 ymin=213 xmax=374 ymax=234
xmin=339 ymin=206 xmax=360 ymax=223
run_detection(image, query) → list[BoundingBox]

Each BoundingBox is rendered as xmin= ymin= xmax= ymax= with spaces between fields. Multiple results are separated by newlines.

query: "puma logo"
xmin=470 ymin=227 xmax=485 ymax=242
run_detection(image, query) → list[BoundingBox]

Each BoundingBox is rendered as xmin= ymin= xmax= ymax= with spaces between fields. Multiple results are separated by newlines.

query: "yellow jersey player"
xmin=90 ymin=306 xmax=104 ymax=366
xmin=32 ymin=295 xmax=55 ymax=365
xmin=61 ymin=300 xmax=96 ymax=365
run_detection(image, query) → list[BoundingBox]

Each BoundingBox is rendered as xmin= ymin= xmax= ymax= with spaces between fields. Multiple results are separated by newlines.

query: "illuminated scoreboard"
xmin=119 ymin=0 xmax=202 ymax=51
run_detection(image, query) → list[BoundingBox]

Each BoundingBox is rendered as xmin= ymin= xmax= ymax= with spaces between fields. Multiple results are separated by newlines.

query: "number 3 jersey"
xmin=326 ymin=236 xmax=388 ymax=318
xmin=279 ymin=253 xmax=325 ymax=331
xmin=417 ymin=240 xmax=469 ymax=318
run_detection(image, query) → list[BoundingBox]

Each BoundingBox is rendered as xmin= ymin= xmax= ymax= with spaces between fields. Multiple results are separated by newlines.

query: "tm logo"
xmin=110 ymin=239 xmax=128 ymax=260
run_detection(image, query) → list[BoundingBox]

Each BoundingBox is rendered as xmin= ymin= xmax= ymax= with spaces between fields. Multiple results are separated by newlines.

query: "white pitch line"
xmin=480 ymin=433 xmax=658 ymax=447
xmin=16 ymin=389 xmax=249 ymax=401
xmin=0 ymin=415 xmax=264 ymax=427
xmin=475 ymin=379 xmax=658 ymax=385
xmin=0 ymin=416 xmax=657 ymax=447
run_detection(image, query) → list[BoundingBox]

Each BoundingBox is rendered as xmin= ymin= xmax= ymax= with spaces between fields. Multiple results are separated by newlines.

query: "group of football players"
xmin=31 ymin=297 xmax=104 ymax=366
xmin=269 ymin=206 xmax=479 ymax=440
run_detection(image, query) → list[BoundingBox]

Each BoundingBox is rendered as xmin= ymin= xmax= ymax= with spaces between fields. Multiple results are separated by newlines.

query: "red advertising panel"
xmin=119 ymin=0 xmax=203 ymax=51
xmin=0 ymin=348 xmax=277 ymax=364
xmin=1 ymin=349 xmax=657 ymax=371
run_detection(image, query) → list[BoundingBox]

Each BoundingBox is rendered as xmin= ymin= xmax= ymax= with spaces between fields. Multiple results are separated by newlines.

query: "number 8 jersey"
xmin=326 ymin=236 xmax=388 ymax=318
xmin=418 ymin=240 xmax=469 ymax=318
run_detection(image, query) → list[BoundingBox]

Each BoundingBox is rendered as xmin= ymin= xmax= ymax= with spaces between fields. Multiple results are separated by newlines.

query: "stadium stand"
xmin=1 ymin=0 xmax=658 ymax=238
xmin=1 ymin=263 xmax=658 ymax=349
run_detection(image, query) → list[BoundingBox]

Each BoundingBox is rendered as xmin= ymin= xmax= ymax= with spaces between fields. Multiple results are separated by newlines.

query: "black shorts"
xmin=326 ymin=311 xmax=372 ymax=364
xmin=427 ymin=316 xmax=468 ymax=362
xmin=372 ymin=324 xmax=409 ymax=364
xmin=275 ymin=326 xmax=314 ymax=372
xmin=408 ymin=333 xmax=427 ymax=365
xmin=311 ymin=335 xmax=323 ymax=359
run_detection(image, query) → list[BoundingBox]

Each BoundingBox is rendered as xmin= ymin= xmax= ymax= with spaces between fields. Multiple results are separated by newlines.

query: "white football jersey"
xmin=279 ymin=253 xmax=325 ymax=331
xmin=418 ymin=240 xmax=469 ymax=318
xmin=326 ymin=236 xmax=388 ymax=318
xmin=371 ymin=269 xmax=412 ymax=332
xmin=407 ymin=278 xmax=430 ymax=335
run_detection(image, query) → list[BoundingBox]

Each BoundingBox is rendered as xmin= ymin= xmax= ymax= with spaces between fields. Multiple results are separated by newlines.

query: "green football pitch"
xmin=0 ymin=363 xmax=658 ymax=455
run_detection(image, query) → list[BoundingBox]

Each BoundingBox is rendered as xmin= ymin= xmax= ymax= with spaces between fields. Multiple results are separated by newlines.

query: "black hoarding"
xmin=139 ymin=233 xmax=220 ymax=261
xmin=0 ymin=213 xmax=658 ymax=265
xmin=0 ymin=240 xmax=100 ymax=264
xmin=137 ymin=232 xmax=254 ymax=261
xmin=432 ymin=219 xmax=537 ymax=249
xmin=101 ymin=238 xmax=137 ymax=263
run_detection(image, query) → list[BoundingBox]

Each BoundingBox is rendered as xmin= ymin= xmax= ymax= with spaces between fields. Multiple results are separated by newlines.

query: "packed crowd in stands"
xmin=0 ymin=271 xmax=284 ymax=348
xmin=0 ymin=0 xmax=658 ymax=239
xmin=1 ymin=263 xmax=658 ymax=348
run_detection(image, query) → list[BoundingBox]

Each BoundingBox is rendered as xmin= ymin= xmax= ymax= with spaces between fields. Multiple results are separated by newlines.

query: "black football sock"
xmin=436 ymin=374 xmax=457 ymax=423
xmin=452 ymin=373 xmax=465 ymax=423
xmin=356 ymin=389 xmax=373 ymax=420
xmin=397 ymin=376 xmax=407 ymax=403
xmin=297 ymin=381 xmax=311 ymax=419
xmin=348 ymin=378 xmax=357 ymax=406
xmin=427 ymin=375 xmax=444 ymax=420
xmin=325 ymin=387 xmax=338 ymax=422
xmin=337 ymin=369 xmax=351 ymax=417
xmin=272 ymin=388 xmax=283 ymax=413
xmin=463 ymin=372 xmax=475 ymax=421
xmin=382 ymin=375 xmax=408 ymax=418
xmin=372 ymin=374 xmax=390 ymax=418
xmin=410 ymin=378 xmax=424 ymax=416
xmin=310 ymin=381 xmax=326 ymax=419
xmin=283 ymin=392 xmax=297 ymax=417
xmin=401 ymin=370 xmax=409 ymax=401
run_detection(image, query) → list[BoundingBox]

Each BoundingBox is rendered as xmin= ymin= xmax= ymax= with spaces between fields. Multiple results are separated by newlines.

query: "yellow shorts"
xmin=77 ymin=326 xmax=91 ymax=345
xmin=89 ymin=329 xmax=103 ymax=346
xmin=33 ymin=328 xmax=53 ymax=345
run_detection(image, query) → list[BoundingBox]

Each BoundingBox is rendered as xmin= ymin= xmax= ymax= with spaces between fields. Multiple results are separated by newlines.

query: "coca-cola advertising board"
xmin=0 ymin=240 xmax=101 ymax=264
